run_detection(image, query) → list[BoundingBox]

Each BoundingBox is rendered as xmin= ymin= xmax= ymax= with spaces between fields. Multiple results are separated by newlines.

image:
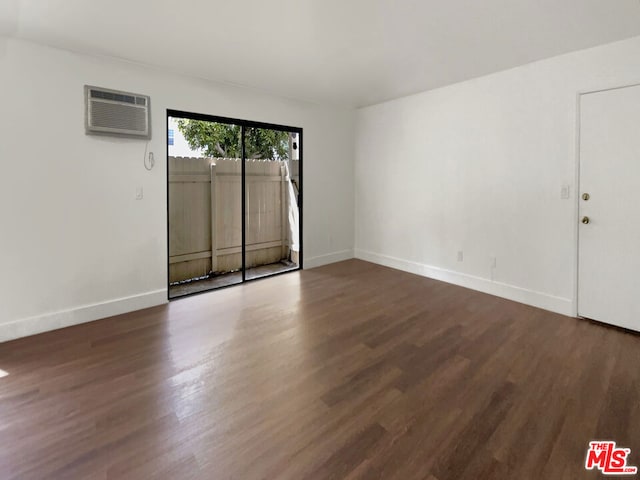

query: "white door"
xmin=578 ymin=84 xmax=640 ymax=331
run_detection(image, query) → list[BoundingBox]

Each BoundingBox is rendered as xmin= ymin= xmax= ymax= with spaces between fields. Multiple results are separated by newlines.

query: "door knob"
xmin=582 ymin=216 xmax=590 ymax=224
xmin=582 ymin=193 xmax=590 ymax=201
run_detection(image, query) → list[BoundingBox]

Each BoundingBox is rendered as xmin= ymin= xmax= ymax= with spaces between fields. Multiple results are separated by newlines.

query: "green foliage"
xmin=176 ymin=119 xmax=289 ymax=159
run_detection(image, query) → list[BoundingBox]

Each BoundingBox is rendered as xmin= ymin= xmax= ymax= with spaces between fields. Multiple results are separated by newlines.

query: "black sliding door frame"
xmin=241 ymin=124 xmax=246 ymax=283
xmin=166 ymin=109 xmax=303 ymax=300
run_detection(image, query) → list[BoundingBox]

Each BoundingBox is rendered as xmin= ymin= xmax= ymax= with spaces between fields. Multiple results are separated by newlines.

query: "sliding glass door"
xmin=167 ymin=110 xmax=302 ymax=299
xmin=244 ymin=126 xmax=300 ymax=281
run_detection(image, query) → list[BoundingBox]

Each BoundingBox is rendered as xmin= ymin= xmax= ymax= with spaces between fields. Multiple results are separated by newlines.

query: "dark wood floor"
xmin=1 ymin=260 xmax=639 ymax=479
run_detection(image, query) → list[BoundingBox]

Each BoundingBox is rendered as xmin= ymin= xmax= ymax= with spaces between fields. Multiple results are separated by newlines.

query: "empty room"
xmin=1 ymin=1 xmax=640 ymax=478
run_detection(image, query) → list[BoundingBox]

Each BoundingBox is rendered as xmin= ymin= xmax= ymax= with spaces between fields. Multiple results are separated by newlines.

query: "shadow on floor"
xmin=169 ymin=261 xmax=298 ymax=298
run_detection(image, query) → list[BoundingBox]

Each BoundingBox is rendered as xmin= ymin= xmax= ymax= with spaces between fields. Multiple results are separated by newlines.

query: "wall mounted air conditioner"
xmin=84 ymin=85 xmax=151 ymax=139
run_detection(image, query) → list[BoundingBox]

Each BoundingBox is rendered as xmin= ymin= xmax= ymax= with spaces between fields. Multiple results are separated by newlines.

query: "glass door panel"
xmin=168 ymin=116 xmax=242 ymax=298
xmin=244 ymin=127 xmax=300 ymax=281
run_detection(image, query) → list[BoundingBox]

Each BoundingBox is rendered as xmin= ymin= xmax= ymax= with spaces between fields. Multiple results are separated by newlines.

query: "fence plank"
xmin=210 ymin=163 xmax=217 ymax=272
xmin=280 ymin=164 xmax=287 ymax=258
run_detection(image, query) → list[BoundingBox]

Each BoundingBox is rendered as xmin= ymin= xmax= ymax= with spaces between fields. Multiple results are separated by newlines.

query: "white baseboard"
xmin=0 ymin=289 xmax=168 ymax=343
xmin=304 ymin=249 xmax=354 ymax=269
xmin=355 ymin=249 xmax=573 ymax=316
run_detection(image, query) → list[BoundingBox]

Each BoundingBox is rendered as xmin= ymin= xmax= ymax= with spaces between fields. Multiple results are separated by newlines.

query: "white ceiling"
xmin=3 ymin=0 xmax=640 ymax=107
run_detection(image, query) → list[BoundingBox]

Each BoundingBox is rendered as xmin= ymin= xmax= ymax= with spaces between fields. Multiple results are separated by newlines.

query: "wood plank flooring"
xmin=1 ymin=259 xmax=639 ymax=479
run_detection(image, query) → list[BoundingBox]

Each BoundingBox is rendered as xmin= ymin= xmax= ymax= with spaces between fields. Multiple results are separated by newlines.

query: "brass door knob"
xmin=582 ymin=193 xmax=590 ymax=201
xmin=582 ymin=216 xmax=590 ymax=224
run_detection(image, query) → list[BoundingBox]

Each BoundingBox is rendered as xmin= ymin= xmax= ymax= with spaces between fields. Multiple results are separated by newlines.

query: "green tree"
xmin=176 ymin=119 xmax=289 ymax=159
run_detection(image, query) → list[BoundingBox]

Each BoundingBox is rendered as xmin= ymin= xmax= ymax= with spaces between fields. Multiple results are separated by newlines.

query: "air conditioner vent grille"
xmin=85 ymin=86 xmax=151 ymax=139
xmin=90 ymin=90 xmax=137 ymax=104
xmin=91 ymin=102 xmax=147 ymax=132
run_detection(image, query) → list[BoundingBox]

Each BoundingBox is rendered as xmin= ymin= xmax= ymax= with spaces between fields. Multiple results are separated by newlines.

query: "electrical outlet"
xmin=457 ymin=251 xmax=463 ymax=262
xmin=136 ymin=187 xmax=143 ymax=200
xmin=490 ymin=256 xmax=497 ymax=268
xmin=560 ymin=184 xmax=570 ymax=199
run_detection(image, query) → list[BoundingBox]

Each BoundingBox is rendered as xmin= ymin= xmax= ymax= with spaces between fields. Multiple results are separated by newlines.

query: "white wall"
xmin=0 ymin=37 xmax=355 ymax=341
xmin=355 ymin=36 xmax=640 ymax=316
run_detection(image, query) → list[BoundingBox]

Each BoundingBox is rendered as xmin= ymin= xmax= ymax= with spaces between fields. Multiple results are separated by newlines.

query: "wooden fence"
xmin=168 ymin=157 xmax=293 ymax=283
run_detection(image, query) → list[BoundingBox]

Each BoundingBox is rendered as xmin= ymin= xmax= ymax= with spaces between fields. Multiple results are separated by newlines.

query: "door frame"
xmin=574 ymin=80 xmax=640 ymax=318
xmin=166 ymin=109 xmax=304 ymax=300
